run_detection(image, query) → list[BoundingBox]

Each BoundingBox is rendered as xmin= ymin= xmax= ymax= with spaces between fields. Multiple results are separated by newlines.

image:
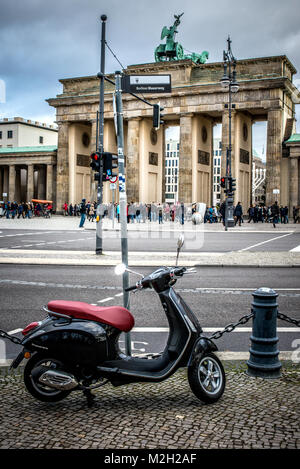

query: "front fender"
xmin=188 ymin=336 xmax=218 ymax=366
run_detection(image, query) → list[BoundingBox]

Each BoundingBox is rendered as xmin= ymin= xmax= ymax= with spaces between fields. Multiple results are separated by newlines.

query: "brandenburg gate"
xmin=47 ymin=54 xmax=300 ymax=212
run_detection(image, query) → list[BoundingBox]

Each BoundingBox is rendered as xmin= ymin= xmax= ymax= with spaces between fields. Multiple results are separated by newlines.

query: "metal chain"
xmin=0 ymin=329 xmax=22 ymax=345
xmin=208 ymin=311 xmax=254 ymax=340
xmin=277 ymin=312 xmax=300 ymax=328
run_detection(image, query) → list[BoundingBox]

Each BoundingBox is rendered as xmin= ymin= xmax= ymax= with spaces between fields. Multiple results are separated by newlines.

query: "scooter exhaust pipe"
xmin=38 ymin=370 xmax=78 ymax=391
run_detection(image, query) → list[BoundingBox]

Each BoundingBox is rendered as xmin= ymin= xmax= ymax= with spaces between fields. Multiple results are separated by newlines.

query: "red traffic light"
xmin=90 ymin=152 xmax=101 ymax=171
xmin=220 ymin=177 xmax=226 ymax=188
xmin=90 ymin=152 xmax=99 ymax=161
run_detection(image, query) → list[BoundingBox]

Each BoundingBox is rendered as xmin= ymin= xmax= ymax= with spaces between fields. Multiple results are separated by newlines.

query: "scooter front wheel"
xmin=188 ymin=352 xmax=225 ymax=404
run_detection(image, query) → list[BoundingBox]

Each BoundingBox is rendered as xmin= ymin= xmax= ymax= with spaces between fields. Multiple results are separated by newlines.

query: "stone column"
xmin=46 ymin=164 xmax=53 ymax=201
xmin=178 ymin=114 xmax=193 ymax=203
xmin=266 ymin=109 xmax=283 ymax=205
xmin=0 ymin=167 xmax=3 ymax=198
xmin=56 ymin=122 xmax=69 ymax=212
xmin=3 ymin=167 xmax=9 ymax=198
xmin=37 ymin=165 xmax=46 ymax=199
xmin=289 ymin=156 xmax=299 ymax=210
xmin=15 ymin=168 xmax=21 ymax=202
xmin=127 ymin=118 xmax=140 ymax=202
xmin=8 ymin=165 xmax=15 ymax=202
xmin=27 ymin=164 xmax=34 ymax=202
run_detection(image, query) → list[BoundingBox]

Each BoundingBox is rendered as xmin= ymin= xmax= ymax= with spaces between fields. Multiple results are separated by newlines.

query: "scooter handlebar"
xmin=124 ymin=284 xmax=139 ymax=292
xmin=124 ymin=267 xmax=195 ymax=292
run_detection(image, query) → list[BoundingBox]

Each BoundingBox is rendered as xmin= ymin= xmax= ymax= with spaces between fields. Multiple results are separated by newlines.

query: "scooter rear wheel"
xmin=188 ymin=352 xmax=225 ymax=404
xmin=24 ymin=353 xmax=72 ymax=402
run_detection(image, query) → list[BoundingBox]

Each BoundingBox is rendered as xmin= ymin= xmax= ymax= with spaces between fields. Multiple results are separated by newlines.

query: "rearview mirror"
xmin=177 ymin=233 xmax=184 ymax=250
xmin=114 ymin=263 xmax=126 ymax=275
xmin=176 ymin=234 xmax=184 ymax=266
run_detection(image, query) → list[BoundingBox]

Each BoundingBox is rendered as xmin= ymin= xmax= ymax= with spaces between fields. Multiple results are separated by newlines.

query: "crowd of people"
xmin=0 ymin=201 xmax=53 ymax=219
xmin=217 ymin=200 xmax=296 ymax=228
xmin=1 ymin=199 xmax=299 ymax=227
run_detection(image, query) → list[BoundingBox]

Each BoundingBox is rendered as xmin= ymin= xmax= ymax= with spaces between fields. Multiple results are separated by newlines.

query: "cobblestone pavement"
xmin=0 ymin=362 xmax=299 ymax=450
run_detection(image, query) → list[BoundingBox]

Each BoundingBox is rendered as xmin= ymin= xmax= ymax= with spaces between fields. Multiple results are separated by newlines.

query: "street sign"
xmin=121 ymin=74 xmax=171 ymax=94
xmin=273 ymin=189 xmax=280 ymax=194
xmin=109 ymin=175 xmax=118 ymax=184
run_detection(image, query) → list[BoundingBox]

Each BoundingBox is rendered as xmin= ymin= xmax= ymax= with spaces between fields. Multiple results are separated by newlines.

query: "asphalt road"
xmin=1 ymin=264 xmax=299 ymax=360
xmin=0 ymin=228 xmax=299 ymax=252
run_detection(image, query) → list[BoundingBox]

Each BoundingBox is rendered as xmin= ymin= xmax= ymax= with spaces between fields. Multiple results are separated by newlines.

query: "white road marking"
xmin=132 ymin=327 xmax=300 ymax=333
xmin=8 ymin=326 xmax=299 ymax=336
xmin=115 ymin=292 xmax=124 ymax=297
xmin=290 ymin=245 xmax=300 ymax=252
xmin=238 ymin=232 xmax=294 ymax=252
xmin=97 ymin=297 xmax=114 ymax=303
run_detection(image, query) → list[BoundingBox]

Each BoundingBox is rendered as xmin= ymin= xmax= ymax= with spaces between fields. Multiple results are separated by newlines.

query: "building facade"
xmin=0 ymin=118 xmax=58 ymax=204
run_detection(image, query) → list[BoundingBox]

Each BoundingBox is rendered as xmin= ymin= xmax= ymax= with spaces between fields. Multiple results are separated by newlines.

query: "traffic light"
xmin=90 ymin=152 xmax=101 ymax=171
xmin=103 ymin=152 xmax=118 ymax=181
xmin=220 ymin=177 xmax=227 ymax=188
xmin=153 ymin=102 xmax=164 ymax=130
xmin=228 ymin=177 xmax=236 ymax=193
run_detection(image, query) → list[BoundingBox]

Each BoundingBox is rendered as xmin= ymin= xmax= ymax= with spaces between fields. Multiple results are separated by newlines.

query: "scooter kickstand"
xmin=83 ymin=389 xmax=96 ymax=408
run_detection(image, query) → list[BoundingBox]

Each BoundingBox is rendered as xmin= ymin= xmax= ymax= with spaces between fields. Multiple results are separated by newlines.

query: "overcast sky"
xmin=1 ymin=0 xmax=300 ymax=156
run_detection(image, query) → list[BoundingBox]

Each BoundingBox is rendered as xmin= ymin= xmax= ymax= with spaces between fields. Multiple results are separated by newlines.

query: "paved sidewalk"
xmin=0 ymin=361 xmax=299 ymax=449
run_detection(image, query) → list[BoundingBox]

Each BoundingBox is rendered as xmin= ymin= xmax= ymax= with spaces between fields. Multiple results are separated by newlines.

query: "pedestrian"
xmin=17 ymin=203 xmax=24 ymax=219
xmin=158 ymin=204 xmax=163 ymax=224
xmin=136 ymin=204 xmax=141 ymax=223
xmin=283 ymin=206 xmax=289 ymax=224
xmin=219 ymin=201 xmax=226 ymax=226
xmin=88 ymin=203 xmax=95 ymax=221
xmin=63 ymin=202 xmax=68 ymax=216
xmin=271 ymin=201 xmax=280 ymax=228
xmin=234 ymin=202 xmax=243 ymax=226
xmin=11 ymin=201 xmax=18 ymax=219
xmin=79 ymin=198 xmax=87 ymax=228
xmin=248 ymin=205 xmax=255 ymax=223
xmin=180 ymin=202 xmax=184 ymax=225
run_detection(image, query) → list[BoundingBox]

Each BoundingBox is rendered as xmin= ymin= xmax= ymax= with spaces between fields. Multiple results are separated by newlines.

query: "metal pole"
xmin=115 ymin=70 xmax=131 ymax=356
xmin=95 ymin=14 xmax=107 ymax=255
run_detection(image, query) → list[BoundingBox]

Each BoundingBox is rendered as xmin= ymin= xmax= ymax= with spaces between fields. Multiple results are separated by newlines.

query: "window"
xmin=7 ymin=130 xmax=13 ymax=139
xmin=0 ymin=131 xmax=2 ymax=139
xmin=39 ymin=136 xmax=44 ymax=144
xmin=167 ymin=144 xmax=170 ymax=150
xmin=177 ymin=143 xmax=179 ymax=150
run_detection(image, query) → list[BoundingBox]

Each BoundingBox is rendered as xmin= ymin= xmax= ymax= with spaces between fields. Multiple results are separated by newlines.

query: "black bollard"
xmin=247 ymin=287 xmax=282 ymax=379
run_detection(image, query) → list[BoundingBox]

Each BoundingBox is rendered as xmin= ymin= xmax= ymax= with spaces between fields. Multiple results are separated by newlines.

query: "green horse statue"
xmin=154 ymin=13 xmax=209 ymax=64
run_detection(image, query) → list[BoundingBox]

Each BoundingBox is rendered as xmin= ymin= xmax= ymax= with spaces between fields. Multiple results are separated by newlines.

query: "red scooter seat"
xmin=47 ymin=300 xmax=134 ymax=333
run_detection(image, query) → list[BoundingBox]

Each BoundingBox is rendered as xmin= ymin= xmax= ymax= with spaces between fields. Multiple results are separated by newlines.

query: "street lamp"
xmin=220 ymin=36 xmax=239 ymax=231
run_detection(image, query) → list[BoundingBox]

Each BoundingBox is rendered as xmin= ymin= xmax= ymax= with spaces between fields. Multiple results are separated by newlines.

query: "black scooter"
xmin=11 ymin=235 xmax=225 ymax=405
